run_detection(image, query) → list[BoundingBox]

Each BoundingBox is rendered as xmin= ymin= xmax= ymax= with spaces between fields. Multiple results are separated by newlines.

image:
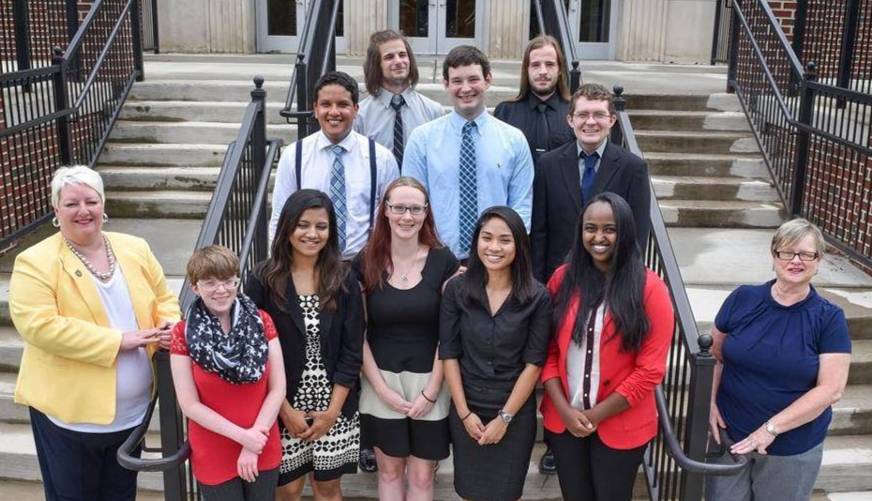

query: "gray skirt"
xmin=448 ymin=382 xmax=537 ymax=501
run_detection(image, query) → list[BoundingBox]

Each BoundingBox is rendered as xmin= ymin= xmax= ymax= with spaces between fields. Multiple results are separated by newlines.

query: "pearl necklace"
xmin=65 ymin=234 xmax=116 ymax=282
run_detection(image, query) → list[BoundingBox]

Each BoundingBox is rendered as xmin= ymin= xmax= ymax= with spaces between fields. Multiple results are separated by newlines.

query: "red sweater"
xmin=170 ymin=311 xmax=281 ymax=485
xmin=540 ymin=266 xmax=674 ymax=450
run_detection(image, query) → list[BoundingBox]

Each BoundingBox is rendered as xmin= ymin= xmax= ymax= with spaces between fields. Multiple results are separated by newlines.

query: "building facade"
xmin=157 ymin=0 xmax=721 ymax=64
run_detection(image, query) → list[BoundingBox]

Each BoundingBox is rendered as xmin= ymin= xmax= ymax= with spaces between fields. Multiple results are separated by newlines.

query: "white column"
xmin=345 ymin=0 xmax=389 ymax=55
xmin=486 ymin=0 xmax=530 ymax=59
xmin=157 ymin=0 xmax=254 ymax=53
xmin=616 ymin=0 xmax=717 ymax=63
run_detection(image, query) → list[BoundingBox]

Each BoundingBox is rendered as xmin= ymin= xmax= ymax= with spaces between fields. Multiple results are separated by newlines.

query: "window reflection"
xmin=579 ymin=0 xmax=609 ymax=43
xmin=399 ymin=0 xmax=429 ymax=37
xmin=446 ymin=0 xmax=475 ymax=38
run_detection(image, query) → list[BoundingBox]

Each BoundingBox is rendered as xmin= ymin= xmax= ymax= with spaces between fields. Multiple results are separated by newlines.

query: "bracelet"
xmin=460 ymin=410 xmax=473 ymax=421
xmin=421 ymin=390 xmax=437 ymax=403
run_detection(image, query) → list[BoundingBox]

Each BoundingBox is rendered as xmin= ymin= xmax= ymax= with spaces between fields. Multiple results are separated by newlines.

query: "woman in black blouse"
xmin=245 ymin=190 xmax=364 ymax=501
xmin=440 ymin=206 xmax=552 ymax=501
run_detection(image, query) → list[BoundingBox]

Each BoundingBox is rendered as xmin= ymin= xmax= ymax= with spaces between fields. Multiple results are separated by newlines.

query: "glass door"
xmin=257 ymin=0 xmax=346 ymax=53
xmin=390 ymin=0 xmax=482 ymax=55
xmin=567 ymin=0 xmax=616 ymax=60
xmin=436 ymin=0 xmax=482 ymax=53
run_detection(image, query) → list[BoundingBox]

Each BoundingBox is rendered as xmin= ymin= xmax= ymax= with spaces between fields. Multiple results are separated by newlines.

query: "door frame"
xmin=256 ymin=0 xmax=347 ymax=53
xmin=567 ymin=0 xmax=620 ymax=60
xmin=388 ymin=0 xmax=485 ymax=55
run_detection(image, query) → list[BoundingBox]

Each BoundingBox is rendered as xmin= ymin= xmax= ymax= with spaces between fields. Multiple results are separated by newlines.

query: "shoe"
xmin=538 ymin=447 xmax=557 ymax=475
xmin=359 ymin=447 xmax=378 ymax=473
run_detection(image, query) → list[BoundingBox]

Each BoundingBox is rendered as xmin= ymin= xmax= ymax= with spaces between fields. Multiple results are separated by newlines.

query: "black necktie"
xmin=534 ymin=102 xmax=551 ymax=154
xmin=390 ymin=94 xmax=405 ymax=168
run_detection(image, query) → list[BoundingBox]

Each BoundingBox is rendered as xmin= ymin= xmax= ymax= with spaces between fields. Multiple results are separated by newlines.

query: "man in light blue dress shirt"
xmin=403 ymin=45 xmax=534 ymax=260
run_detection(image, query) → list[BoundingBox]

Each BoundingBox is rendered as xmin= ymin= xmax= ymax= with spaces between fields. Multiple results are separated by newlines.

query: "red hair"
xmin=360 ymin=177 xmax=443 ymax=292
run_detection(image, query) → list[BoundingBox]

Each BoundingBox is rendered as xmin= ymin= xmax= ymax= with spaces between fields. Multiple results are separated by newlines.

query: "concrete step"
xmin=659 ymin=200 xmax=785 ymax=228
xmin=0 ymin=478 xmax=165 ymax=500
xmin=0 ymin=328 xmax=21 ymax=372
xmin=98 ymin=166 xmax=222 ymax=192
xmin=109 ymin=120 xmax=295 ymax=145
xmin=644 ymin=152 xmax=769 ymax=178
xmin=816 ymin=434 xmax=872 ymax=492
xmin=667 ymin=228 xmax=872 ymax=289
xmin=121 ymin=100 xmax=292 ymax=125
xmin=628 ymin=110 xmax=749 ymax=132
xmin=99 ymin=143 xmax=229 ymax=167
xmin=105 ymin=191 xmax=213 ymax=219
xmin=830 ymin=385 xmax=872 ymax=436
xmin=636 ymin=130 xmax=760 ymax=155
xmin=624 ymin=93 xmax=742 ymax=112
xmin=849 ymin=340 xmax=872 ymax=385
xmin=652 ymin=176 xmax=779 ymax=202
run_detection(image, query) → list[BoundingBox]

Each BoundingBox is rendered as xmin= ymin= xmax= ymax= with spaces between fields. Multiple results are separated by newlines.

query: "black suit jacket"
xmin=531 ymin=140 xmax=651 ymax=282
xmin=245 ymin=262 xmax=364 ymax=416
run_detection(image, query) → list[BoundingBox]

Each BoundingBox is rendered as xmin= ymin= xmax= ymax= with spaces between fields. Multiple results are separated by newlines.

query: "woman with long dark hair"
xmin=355 ymin=176 xmax=459 ymax=500
xmin=439 ymin=206 xmax=552 ymax=501
xmin=244 ymin=190 xmax=364 ymax=501
xmin=540 ymin=192 xmax=674 ymax=501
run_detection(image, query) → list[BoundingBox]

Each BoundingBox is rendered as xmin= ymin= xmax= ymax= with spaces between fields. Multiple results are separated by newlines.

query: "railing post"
xmin=711 ymin=0 xmax=723 ymax=66
xmin=52 ymin=47 xmax=74 ymax=165
xmin=569 ymin=60 xmax=581 ymax=94
xmin=295 ymin=53 xmax=310 ymax=138
xmin=130 ymin=0 xmax=145 ymax=81
xmin=790 ymin=61 xmax=817 ymax=216
xmin=836 ymin=0 xmax=859 ymax=107
xmin=792 ymin=0 xmax=808 ymax=63
xmin=12 ymin=0 xmax=31 ymax=90
xmin=155 ymin=351 xmax=188 ymax=501
xmin=726 ymin=0 xmax=739 ymax=93
xmin=679 ymin=334 xmax=716 ymax=501
xmin=611 ymin=85 xmax=625 ymax=146
xmin=65 ymin=0 xmax=80 ymax=79
xmin=251 ymin=76 xmax=267 ymax=174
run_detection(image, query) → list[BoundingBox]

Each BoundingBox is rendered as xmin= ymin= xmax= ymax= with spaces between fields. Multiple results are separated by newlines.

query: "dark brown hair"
xmin=510 ymin=36 xmax=571 ymax=102
xmin=263 ymin=190 xmax=346 ymax=311
xmin=568 ymin=82 xmax=616 ymax=115
xmin=442 ymin=45 xmax=491 ymax=81
xmin=359 ymin=177 xmax=443 ymax=292
xmin=364 ymin=30 xmax=420 ymax=97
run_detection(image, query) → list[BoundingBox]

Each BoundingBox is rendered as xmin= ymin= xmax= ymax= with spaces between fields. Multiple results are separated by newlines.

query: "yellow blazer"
xmin=9 ymin=231 xmax=181 ymax=424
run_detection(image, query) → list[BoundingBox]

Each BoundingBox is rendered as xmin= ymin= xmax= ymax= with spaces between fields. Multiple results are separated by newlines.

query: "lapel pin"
xmin=75 ymin=270 xmax=83 ymax=277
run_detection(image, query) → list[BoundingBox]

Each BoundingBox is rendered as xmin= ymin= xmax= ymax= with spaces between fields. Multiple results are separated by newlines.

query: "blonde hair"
xmin=51 ymin=165 xmax=105 ymax=207
xmin=771 ymin=218 xmax=825 ymax=256
xmin=186 ymin=245 xmax=240 ymax=286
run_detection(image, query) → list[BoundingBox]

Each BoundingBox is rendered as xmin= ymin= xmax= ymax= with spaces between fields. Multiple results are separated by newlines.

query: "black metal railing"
xmin=0 ymin=0 xmax=144 ymax=248
xmin=727 ymin=0 xmax=872 ymax=269
xmin=0 ymin=0 xmax=78 ymax=75
xmin=611 ymin=87 xmax=748 ymax=501
xmin=116 ymin=76 xmax=282 ymax=501
xmin=279 ymin=0 xmax=340 ymax=137
xmin=533 ymin=0 xmax=582 ymax=92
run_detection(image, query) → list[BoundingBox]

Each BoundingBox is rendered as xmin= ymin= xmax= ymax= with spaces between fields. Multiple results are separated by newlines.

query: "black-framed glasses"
xmin=774 ymin=250 xmax=819 ymax=261
xmin=386 ymin=202 xmax=428 ymax=215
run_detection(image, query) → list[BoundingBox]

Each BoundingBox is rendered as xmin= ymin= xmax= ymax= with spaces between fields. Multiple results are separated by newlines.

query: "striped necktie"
xmin=390 ymin=94 xmax=405 ymax=168
xmin=329 ymin=144 xmax=347 ymax=252
xmin=458 ymin=121 xmax=478 ymax=255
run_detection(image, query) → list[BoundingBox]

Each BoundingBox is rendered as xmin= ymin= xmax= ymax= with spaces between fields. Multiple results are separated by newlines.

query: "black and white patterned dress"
xmin=279 ymin=294 xmax=360 ymax=482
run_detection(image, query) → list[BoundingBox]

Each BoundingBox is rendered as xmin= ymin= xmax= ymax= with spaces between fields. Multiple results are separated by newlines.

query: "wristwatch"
xmin=765 ymin=420 xmax=779 ymax=437
xmin=498 ymin=409 xmax=514 ymax=424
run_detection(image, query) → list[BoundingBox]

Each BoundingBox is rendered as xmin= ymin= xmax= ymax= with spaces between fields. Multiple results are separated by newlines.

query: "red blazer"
xmin=540 ymin=265 xmax=674 ymax=450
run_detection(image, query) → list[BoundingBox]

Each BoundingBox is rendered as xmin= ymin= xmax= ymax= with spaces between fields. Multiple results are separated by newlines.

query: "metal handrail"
xmin=116 ymin=393 xmax=191 ymax=472
xmin=533 ymin=0 xmax=582 ymax=92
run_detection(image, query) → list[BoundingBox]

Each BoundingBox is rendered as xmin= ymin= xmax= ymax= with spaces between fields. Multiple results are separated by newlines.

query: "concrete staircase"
xmin=0 ymin=54 xmax=870 ymax=500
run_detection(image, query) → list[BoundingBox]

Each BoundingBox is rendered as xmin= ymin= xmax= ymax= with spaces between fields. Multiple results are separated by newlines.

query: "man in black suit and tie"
xmin=532 ymin=83 xmax=651 ymax=282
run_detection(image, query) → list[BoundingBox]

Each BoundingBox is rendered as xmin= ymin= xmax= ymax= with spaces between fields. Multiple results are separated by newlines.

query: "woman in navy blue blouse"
xmin=706 ymin=218 xmax=851 ymax=501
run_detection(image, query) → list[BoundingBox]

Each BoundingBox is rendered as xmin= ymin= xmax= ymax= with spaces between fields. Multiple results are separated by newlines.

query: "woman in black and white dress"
xmin=355 ymin=177 xmax=458 ymax=500
xmin=245 ymin=190 xmax=364 ymax=501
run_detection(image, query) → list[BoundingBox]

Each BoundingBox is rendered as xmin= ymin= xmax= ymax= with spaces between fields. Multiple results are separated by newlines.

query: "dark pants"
xmin=545 ymin=429 xmax=646 ymax=501
xmin=199 ymin=468 xmax=279 ymax=501
xmin=30 ymin=407 xmax=142 ymax=501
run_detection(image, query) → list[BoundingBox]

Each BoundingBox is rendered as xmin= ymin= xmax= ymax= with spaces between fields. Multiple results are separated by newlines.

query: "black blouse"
xmin=244 ymin=262 xmax=365 ymax=416
xmin=438 ymin=275 xmax=552 ymax=387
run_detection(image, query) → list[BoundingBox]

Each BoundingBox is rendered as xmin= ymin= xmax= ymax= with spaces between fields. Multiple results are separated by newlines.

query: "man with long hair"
xmin=355 ymin=29 xmax=444 ymax=169
xmin=495 ymin=36 xmax=575 ymax=161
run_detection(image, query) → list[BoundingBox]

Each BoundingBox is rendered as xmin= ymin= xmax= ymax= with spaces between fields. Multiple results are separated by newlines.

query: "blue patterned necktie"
xmin=458 ymin=121 xmax=478 ymax=255
xmin=390 ymin=93 xmax=405 ymax=168
xmin=580 ymin=150 xmax=599 ymax=205
xmin=329 ymin=144 xmax=347 ymax=252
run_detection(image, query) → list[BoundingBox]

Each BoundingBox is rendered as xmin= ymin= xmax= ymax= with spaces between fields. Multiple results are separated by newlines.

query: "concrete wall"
xmin=617 ymin=0 xmax=717 ymax=64
xmin=158 ymin=0 xmax=255 ymax=53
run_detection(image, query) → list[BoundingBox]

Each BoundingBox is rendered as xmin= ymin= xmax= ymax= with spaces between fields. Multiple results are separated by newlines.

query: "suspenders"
xmin=294 ymin=138 xmax=378 ymax=231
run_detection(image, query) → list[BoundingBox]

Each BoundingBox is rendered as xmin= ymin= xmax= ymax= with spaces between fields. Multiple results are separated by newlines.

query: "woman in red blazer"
xmin=540 ymin=193 xmax=674 ymax=501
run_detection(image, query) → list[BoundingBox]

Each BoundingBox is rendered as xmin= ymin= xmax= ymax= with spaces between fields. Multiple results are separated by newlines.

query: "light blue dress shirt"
xmin=403 ymin=110 xmax=534 ymax=259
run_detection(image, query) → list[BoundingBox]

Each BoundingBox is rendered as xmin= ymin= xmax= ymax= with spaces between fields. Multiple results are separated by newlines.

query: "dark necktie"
xmin=534 ymin=102 xmax=550 ymax=153
xmin=581 ymin=151 xmax=599 ymax=205
xmin=458 ymin=121 xmax=478 ymax=255
xmin=390 ymin=94 xmax=405 ymax=168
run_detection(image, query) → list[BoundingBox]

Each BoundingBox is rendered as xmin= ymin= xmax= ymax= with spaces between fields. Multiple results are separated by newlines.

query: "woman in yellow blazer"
xmin=9 ymin=165 xmax=181 ymax=501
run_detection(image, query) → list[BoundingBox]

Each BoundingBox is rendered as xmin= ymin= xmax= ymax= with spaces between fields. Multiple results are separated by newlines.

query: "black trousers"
xmin=545 ymin=429 xmax=646 ymax=501
xmin=30 ymin=407 xmax=142 ymax=501
xmin=199 ymin=468 xmax=279 ymax=500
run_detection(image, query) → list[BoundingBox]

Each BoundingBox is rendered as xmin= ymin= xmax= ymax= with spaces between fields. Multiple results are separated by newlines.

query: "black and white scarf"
xmin=185 ymin=293 xmax=268 ymax=384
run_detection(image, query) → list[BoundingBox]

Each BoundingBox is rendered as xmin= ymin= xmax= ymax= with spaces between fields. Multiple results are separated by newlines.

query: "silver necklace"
xmin=65 ymin=234 xmax=116 ymax=282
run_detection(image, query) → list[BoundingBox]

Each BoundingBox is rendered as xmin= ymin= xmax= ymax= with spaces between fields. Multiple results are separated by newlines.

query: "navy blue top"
xmin=715 ymin=280 xmax=851 ymax=456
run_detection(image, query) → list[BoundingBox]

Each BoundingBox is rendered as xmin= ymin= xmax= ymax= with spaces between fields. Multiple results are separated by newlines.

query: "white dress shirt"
xmin=270 ymin=129 xmax=400 ymax=258
xmin=354 ymin=87 xmax=445 ymax=152
xmin=567 ymin=303 xmax=605 ymax=410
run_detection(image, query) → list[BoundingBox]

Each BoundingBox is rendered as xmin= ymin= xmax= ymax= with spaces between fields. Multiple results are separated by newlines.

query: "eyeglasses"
xmin=386 ymin=202 xmax=428 ymax=215
xmin=571 ymin=112 xmax=612 ymax=122
xmin=197 ymin=278 xmax=240 ymax=291
xmin=774 ymin=250 xmax=819 ymax=261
